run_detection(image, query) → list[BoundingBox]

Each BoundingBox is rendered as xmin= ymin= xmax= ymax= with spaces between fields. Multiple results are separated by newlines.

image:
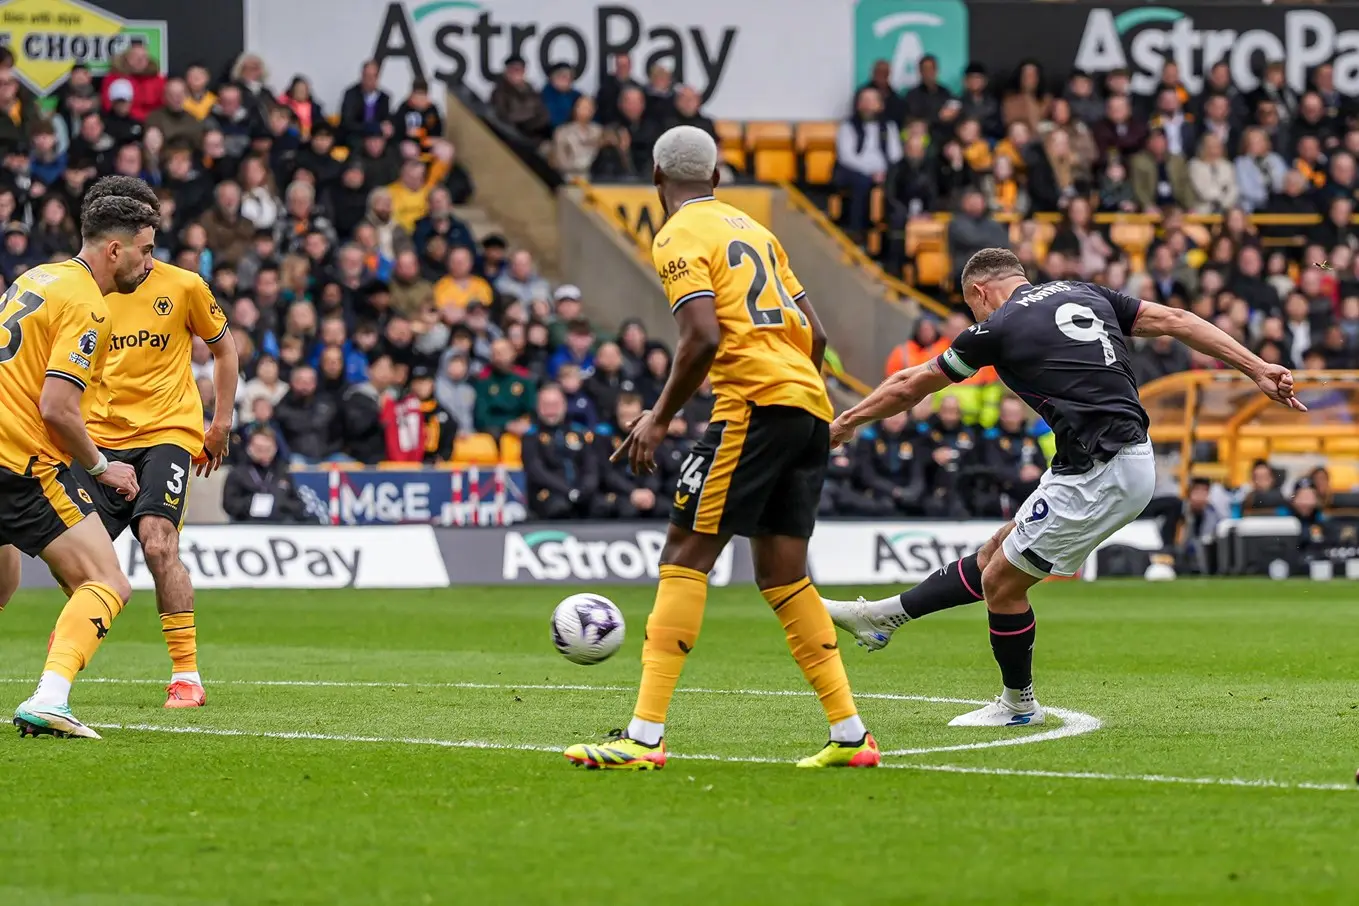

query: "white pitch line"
xmin=85 ymin=722 xmax=1355 ymax=792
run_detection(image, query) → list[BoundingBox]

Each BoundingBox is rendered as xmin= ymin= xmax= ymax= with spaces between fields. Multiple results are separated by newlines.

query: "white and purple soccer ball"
xmin=551 ymin=594 xmax=626 ymax=665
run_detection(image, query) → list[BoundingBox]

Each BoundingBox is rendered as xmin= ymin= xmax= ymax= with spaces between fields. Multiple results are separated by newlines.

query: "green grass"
xmin=0 ymin=579 xmax=1357 ymax=905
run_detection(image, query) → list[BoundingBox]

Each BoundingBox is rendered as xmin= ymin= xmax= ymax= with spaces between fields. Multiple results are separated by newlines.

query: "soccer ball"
xmin=551 ymin=593 xmax=625 ymax=665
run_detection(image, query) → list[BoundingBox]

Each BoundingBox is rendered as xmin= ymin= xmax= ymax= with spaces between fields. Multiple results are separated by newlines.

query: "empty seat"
xmin=453 ymin=433 xmax=500 ymax=465
xmin=746 ymin=122 xmax=796 ymax=183
xmin=716 ymin=120 xmax=746 ymax=173
xmin=499 ymin=432 xmax=523 ymax=469
xmin=796 ymin=121 xmax=838 ymax=185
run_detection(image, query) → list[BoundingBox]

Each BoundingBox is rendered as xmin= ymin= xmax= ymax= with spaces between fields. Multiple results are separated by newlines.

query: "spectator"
xmin=104 ymin=79 xmax=144 ymax=144
xmin=616 ymin=318 xmax=649 ymax=379
xmin=384 ymin=365 xmax=454 ymax=464
xmin=1234 ymin=126 xmax=1286 ymax=212
xmin=980 ymin=397 xmax=1047 ymax=516
xmin=548 ymin=319 xmax=596 ymax=379
xmin=1146 ymin=244 xmax=1190 ymax=305
xmin=593 ymin=392 xmax=662 ymax=518
xmin=903 ymin=54 xmax=953 ymax=125
xmin=296 ymin=123 xmax=346 ymax=189
xmin=199 ymin=181 xmax=256 ymax=267
xmin=31 ymin=196 xmax=78 ymax=259
xmin=222 ymin=429 xmax=308 ymax=523
xmin=274 ymin=364 xmax=342 ymax=464
xmin=1131 ymin=128 xmax=1196 ymax=211
xmin=1049 ymin=196 xmax=1112 ymax=280
xmin=234 ymin=396 xmax=291 ymax=466
xmin=475 ymin=338 xmax=536 ymax=435
xmin=1247 ymin=61 xmax=1298 ymax=131
xmin=557 ymin=363 xmax=598 ymax=428
xmin=637 ymin=345 xmax=671 ymax=408
xmin=208 ymin=83 xmax=256 ymax=159
xmin=237 ymin=154 xmax=281 ymax=231
xmin=644 ymin=64 xmax=676 ymax=124
xmin=393 ymin=78 xmax=444 ymax=154
xmin=595 ymin=53 xmax=643 ymax=126
xmin=240 ymin=353 xmax=289 ymax=421
xmin=435 ymin=352 xmax=477 ymax=435
xmin=980 ymin=154 xmax=1027 ymax=217
xmin=232 ymin=52 xmax=274 ymax=114
xmin=1093 ymin=94 xmax=1147 ymax=166
xmin=162 ymin=142 xmax=213 ymax=221
xmin=853 ymin=410 xmax=926 ymax=516
xmin=183 ymin=63 xmax=217 ymax=120
xmin=541 ymin=63 xmax=582 ymax=130
xmin=1188 ymin=133 xmax=1239 ymax=214
xmin=356 ymin=124 xmax=401 ymax=185
xmin=1310 ymin=196 xmax=1357 ymax=252
xmin=146 ymin=78 xmax=204 ymax=147
xmin=413 ymin=186 xmax=475 ymax=251
xmin=1177 ymin=477 xmax=1223 ymax=574
xmin=1041 ymin=97 xmax=1098 ymax=175
xmin=340 ymin=60 xmax=392 ymax=144
xmin=667 ymin=85 xmax=716 ymax=139
xmin=388 ymin=142 xmax=454 ymax=232
xmin=1064 ymin=69 xmax=1104 ymax=127
xmin=523 ymin=384 xmax=597 ymax=519
xmin=947 ymin=189 xmax=1009 ymax=283
xmin=361 ymin=186 xmax=409 ymax=261
xmin=585 ymin=341 xmax=628 ymax=416
xmin=337 ymin=353 xmax=398 ymax=464
xmin=1027 ymin=128 xmax=1083 ymax=212
xmin=495 ymin=249 xmax=551 ymax=305
xmin=1002 ymin=60 xmax=1048 ymax=132
xmin=601 ymin=86 xmax=658 ymax=177
xmin=433 ymin=246 xmax=491 ymax=313
xmin=492 ymin=55 xmax=551 ymax=141
xmin=277 ymin=75 xmax=324 ymax=140
xmin=884 ymin=318 xmax=944 ymax=376
xmin=1195 ymin=92 xmax=1236 ymax=155
xmin=886 ymin=132 xmax=936 ymax=227
xmin=553 ymin=96 xmax=604 ymax=179
xmin=1148 ymin=87 xmax=1193 ymax=158
xmin=835 ymin=87 xmax=902 ymax=234
xmin=921 ymin=395 xmax=979 ymax=518
xmin=102 ymin=42 xmax=164 ymax=121
xmin=1132 ymin=334 xmax=1191 ymax=385
xmin=959 ymin=63 xmax=1002 ymax=140
xmin=0 ymin=225 xmax=39 ymax=281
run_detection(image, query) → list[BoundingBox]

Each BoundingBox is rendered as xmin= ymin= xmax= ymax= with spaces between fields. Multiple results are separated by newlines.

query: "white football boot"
xmin=949 ymin=692 xmax=1045 ymax=728
xmin=823 ymin=596 xmax=909 ymax=651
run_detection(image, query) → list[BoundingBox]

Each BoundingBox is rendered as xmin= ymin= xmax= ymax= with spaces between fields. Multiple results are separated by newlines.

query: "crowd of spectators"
xmin=486 ymin=51 xmax=718 ymax=181
xmin=839 ymin=55 xmax=1359 ymax=378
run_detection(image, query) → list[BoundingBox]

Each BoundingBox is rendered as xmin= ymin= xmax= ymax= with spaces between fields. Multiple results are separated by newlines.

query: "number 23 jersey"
xmin=0 ymin=258 xmax=110 ymax=474
xmin=651 ymin=196 xmax=832 ymax=424
xmin=936 ymin=280 xmax=1149 ymax=475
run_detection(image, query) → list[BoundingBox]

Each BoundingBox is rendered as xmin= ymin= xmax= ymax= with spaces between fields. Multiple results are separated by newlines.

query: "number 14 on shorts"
xmin=675 ymin=452 xmax=706 ymax=505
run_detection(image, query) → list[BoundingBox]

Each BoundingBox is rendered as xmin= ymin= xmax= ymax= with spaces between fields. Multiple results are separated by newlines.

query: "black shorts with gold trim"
xmin=74 ymin=444 xmax=192 ymax=540
xmin=0 ymin=460 xmax=97 ymax=556
xmin=669 ymin=403 xmax=829 ymax=539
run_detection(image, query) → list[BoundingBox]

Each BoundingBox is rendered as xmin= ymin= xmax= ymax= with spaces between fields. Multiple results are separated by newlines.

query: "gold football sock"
xmin=160 ymin=611 xmax=198 ymax=675
xmin=44 ymin=582 xmax=125 ymax=683
xmin=763 ymin=579 xmax=859 ymax=724
xmin=632 ymin=564 xmax=708 ymax=724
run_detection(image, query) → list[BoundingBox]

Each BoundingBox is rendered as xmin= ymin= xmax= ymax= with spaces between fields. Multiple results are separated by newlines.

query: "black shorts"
xmin=670 ymin=404 xmax=829 ymax=539
xmin=75 ymin=445 xmax=192 ymax=540
xmin=0 ymin=461 xmax=96 ymax=557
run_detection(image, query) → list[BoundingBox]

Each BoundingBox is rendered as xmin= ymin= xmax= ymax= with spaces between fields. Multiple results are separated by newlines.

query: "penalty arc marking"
xmin=5 ymin=678 xmax=1355 ymax=791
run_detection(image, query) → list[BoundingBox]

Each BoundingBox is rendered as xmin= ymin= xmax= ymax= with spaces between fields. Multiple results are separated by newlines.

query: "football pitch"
xmin=0 ymin=579 xmax=1356 ymax=905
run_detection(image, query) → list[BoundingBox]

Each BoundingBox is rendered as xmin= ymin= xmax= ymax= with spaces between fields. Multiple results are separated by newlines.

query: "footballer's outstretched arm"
xmin=829 ymin=360 xmax=953 ymax=446
xmin=1132 ymin=301 xmax=1306 ymax=410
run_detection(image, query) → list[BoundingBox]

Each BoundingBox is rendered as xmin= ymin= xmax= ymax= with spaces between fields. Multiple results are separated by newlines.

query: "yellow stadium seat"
xmin=716 ymin=120 xmax=746 ymax=173
xmin=1327 ymin=462 xmax=1359 ymax=492
xmin=1270 ymin=436 xmax=1320 ymax=454
xmin=1235 ymin=437 xmax=1268 ymax=459
xmin=1110 ymin=222 xmax=1155 ymax=272
xmin=499 ymin=432 xmax=523 ymax=469
xmin=454 ymin=433 xmax=500 ymax=465
xmin=1322 ymin=436 xmax=1359 ymax=457
xmin=746 ymin=122 xmax=796 ymax=183
xmin=796 ymin=121 xmax=838 ymax=185
xmin=905 ymin=219 xmax=950 ymax=287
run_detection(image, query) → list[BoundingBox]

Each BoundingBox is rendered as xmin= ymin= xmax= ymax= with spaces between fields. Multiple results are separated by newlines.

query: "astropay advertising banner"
xmin=245 ymin=0 xmax=854 ymax=119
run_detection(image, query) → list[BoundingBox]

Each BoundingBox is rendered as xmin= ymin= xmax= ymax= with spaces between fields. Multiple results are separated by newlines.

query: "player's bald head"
xmin=653 ymin=125 xmax=718 ymax=186
xmin=83 ymin=175 xmax=160 ymax=219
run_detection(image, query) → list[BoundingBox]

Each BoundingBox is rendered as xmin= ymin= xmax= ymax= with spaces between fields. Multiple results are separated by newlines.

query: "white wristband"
xmin=87 ymin=452 xmax=109 ymax=477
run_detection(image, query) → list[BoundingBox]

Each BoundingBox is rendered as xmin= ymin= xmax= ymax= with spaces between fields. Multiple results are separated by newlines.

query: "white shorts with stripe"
xmin=1002 ymin=440 xmax=1156 ymax=579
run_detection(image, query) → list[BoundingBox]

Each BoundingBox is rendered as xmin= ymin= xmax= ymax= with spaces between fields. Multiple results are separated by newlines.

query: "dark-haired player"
xmin=825 ymin=248 xmax=1304 ymax=727
xmin=5 ymin=195 xmax=158 ymax=738
xmin=75 ymin=176 xmax=238 ymax=708
xmin=564 ymin=126 xmax=878 ymax=770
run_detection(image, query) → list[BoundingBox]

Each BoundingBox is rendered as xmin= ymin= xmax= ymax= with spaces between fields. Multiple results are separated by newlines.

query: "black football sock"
xmin=987 ymin=607 xmax=1036 ymax=697
xmin=898 ymin=553 xmax=986 ymax=620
